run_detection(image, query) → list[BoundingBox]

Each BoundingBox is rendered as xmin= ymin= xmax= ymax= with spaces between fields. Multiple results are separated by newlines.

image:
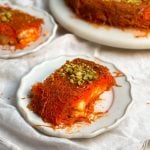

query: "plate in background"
xmin=0 ymin=1 xmax=57 ymax=58
xmin=49 ymin=0 xmax=150 ymax=50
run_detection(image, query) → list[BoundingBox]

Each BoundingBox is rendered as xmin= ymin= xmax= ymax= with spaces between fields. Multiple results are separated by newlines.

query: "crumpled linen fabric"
xmin=0 ymin=1 xmax=150 ymax=150
xmin=0 ymin=34 xmax=150 ymax=150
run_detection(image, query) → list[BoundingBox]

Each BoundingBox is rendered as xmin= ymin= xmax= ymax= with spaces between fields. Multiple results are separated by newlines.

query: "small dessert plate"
xmin=17 ymin=55 xmax=132 ymax=139
xmin=0 ymin=2 xmax=57 ymax=58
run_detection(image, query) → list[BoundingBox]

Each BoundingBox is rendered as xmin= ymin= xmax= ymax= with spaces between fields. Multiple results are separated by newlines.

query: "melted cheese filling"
xmin=73 ymin=100 xmax=86 ymax=117
xmin=18 ymin=28 xmax=40 ymax=45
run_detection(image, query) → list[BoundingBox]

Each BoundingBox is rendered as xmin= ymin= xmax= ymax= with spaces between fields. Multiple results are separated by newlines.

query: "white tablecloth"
xmin=0 ymin=1 xmax=150 ymax=150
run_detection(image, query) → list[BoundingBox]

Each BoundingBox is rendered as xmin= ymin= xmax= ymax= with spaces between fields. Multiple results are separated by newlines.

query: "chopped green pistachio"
xmin=88 ymin=74 xmax=94 ymax=80
xmin=5 ymin=11 xmax=12 ymax=18
xmin=58 ymin=61 xmax=98 ymax=86
xmin=0 ymin=11 xmax=12 ymax=22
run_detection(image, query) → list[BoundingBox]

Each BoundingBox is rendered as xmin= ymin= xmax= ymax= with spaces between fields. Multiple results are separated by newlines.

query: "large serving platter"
xmin=49 ymin=0 xmax=150 ymax=50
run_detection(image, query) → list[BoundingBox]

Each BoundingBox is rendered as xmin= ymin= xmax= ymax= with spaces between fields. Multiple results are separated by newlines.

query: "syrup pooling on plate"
xmin=0 ymin=5 xmax=44 ymax=50
xmin=28 ymin=58 xmax=116 ymax=127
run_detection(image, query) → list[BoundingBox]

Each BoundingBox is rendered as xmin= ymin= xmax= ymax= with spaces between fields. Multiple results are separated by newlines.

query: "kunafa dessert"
xmin=0 ymin=6 xmax=43 ymax=49
xmin=29 ymin=58 xmax=115 ymax=126
xmin=66 ymin=0 xmax=150 ymax=30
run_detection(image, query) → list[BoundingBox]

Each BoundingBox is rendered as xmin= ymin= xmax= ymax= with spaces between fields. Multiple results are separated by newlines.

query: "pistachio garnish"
xmin=0 ymin=11 xmax=12 ymax=22
xmin=58 ymin=61 xmax=98 ymax=86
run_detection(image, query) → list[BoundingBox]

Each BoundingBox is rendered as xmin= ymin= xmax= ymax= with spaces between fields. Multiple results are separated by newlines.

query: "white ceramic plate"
xmin=17 ymin=55 xmax=132 ymax=139
xmin=49 ymin=0 xmax=150 ymax=50
xmin=0 ymin=2 xmax=57 ymax=58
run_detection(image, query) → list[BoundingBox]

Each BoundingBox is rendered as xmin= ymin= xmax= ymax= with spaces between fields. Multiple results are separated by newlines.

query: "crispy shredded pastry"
xmin=29 ymin=58 xmax=116 ymax=126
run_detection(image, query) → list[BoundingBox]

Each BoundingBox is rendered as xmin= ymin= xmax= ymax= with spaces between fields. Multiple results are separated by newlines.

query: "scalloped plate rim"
xmin=17 ymin=55 xmax=133 ymax=139
xmin=0 ymin=1 xmax=57 ymax=58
